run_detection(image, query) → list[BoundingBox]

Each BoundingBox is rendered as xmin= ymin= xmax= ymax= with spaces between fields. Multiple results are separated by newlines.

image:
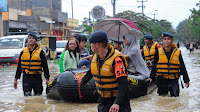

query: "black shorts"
xmin=189 ymin=48 xmax=194 ymax=52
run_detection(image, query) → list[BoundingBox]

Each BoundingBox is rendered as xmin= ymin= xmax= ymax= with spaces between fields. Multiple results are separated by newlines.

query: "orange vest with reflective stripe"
xmin=91 ymin=45 xmax=127 ymax=98
xmin=156 ymin=48 xmax=181 ymax=79
xmin=21 ymin=45 xmax=42 ymax=74
xmin=143 ymin=42 xmax=157 ymax=67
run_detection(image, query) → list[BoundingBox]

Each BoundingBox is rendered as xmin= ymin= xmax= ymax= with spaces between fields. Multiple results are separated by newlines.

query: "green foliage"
xmin=176 ymin=1 xmax=200 ymax=41
xmin=83 ymin=25 xmax=92 ymax=34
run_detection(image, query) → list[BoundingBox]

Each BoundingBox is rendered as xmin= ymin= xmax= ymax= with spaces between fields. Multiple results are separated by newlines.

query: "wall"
xmin=52 ymin=0 xmax=61 ymax=11
xmin=23 ymin=0 xmax=32 ymax=10
xmin=3 ymin=21 xmax=9 ymax=35
xmin=32 ymin=0 xmax=51 ymax=17
xmin=7 ymin=0 xmax=22 ymax=10
xmin=26 ymin=8 xmax=32 ymax=16
xmin=8 ymin=8 xmax=26 ymax=21
xmin=3 ymin=12 xmax=9 ymax=20
xmin=51 ymin=10 xmax=68 ymax=23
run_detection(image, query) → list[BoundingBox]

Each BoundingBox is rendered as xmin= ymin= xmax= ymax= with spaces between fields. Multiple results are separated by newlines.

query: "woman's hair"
xmin=75 ymin=35 xmax=87 ymax=43
xmin=65 ymin=37 xmax=80 ymax=58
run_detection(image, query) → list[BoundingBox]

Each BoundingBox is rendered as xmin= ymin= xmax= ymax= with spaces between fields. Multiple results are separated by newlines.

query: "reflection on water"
xmin=0 ymin=47 xmax=200 ymax=112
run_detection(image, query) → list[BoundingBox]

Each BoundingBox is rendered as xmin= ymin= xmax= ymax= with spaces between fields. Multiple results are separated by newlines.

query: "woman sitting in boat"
xmin=59 ymin=37 xmax=82 ymax=73
xmin=122 ymin=34 xmax=150 ymax=77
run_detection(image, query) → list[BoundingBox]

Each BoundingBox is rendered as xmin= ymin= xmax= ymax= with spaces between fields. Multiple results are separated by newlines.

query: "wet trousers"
xmin=97 ymin=97 xmax=131 ymax=112
xmin=157 ymin=78 xmax=179 ymax=97
xmin=22 ymin=74 xmax=43 ymax=96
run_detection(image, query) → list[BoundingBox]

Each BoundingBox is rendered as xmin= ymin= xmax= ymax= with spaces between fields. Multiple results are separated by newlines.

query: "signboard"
xmin=40 ymin=37 xmax=49 ymax=56
xmin=91 ymin=5 xmax=105 ymax=20
xmin=0 ymin=0 xmax=8 ymax=12
xmin=39 ymin=36 xmax=57 ymax=59
xmin=68 ymin=18 xmax=79 ymax=27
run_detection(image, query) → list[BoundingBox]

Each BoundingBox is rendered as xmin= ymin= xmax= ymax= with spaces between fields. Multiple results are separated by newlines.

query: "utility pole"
xmin=89 ymin=12 xmax=91 ymax=26
xmin=0 ymin=12 xmax=3 ymax=37
xmin=89 ymin=11 xmax=91 ymax=35
xmin=71 ymin=0 xmax=74 ymax=19
xmin=152 ymin=13 xmax=158 ymax=21
xmin=137 ymin=0 xmax=147 ymax=14
xmin=151 ymin=10 xmax=158 ymax=21
xmin=111 ymin=0 xmax=116 ymax=17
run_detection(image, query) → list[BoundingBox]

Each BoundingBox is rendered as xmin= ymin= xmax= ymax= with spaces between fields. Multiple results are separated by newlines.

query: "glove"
xmin=185 ymin=82 xmax=189 ymax=88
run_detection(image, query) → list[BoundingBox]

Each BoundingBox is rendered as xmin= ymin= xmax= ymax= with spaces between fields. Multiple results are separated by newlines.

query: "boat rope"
xmin=74 ymin=71 xmax=86 ymax=99
xmin=78 ymin=79 xmax=83 ymax=99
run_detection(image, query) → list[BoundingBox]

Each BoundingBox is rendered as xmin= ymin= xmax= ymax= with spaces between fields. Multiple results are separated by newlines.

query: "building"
xmin=2 ymin=0 xmax=71 ymax=38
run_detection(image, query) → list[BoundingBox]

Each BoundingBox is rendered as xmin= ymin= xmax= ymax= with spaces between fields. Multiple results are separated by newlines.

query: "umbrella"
xmin=93 ymin=18 xmax=143 ymax=41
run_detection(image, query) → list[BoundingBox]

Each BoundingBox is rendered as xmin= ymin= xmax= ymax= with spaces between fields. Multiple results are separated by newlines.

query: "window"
xmin=0 ymin=38 xmax=24 ymax=49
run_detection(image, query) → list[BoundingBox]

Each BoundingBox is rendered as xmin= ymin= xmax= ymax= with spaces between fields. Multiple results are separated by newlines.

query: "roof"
xmin=37 ymin=35 xmax=61 ymax=38
xmin=56 ymin=40 xmax=68 ymax=42
xmin=66 ymin=34 xmax=79 ymax=38
xmin=0 ymin=35 xmax=28 ymax=39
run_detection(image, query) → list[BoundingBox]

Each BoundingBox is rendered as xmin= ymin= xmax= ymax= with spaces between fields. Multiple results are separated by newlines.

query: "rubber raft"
xmin=46 ymin=68 xmax=156 ymax=102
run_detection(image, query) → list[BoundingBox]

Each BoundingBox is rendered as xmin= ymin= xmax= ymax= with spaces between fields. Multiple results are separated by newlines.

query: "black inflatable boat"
xmin=46 ymin=68 xmax=156 ymax=102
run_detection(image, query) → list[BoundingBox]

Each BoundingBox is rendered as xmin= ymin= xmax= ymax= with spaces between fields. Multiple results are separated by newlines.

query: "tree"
xmin=176 ymin=1 xmax=200 ymax=41
xmin=112 ymin=10 xmax=174 ymax=39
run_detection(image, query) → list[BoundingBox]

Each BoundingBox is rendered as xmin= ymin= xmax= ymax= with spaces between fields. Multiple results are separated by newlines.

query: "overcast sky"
xmin=62 ymin=0 xmax=199 ymax=28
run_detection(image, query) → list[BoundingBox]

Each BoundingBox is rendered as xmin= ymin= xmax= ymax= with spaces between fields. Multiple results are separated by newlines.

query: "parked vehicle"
xmin=0 ymin=35 xmax=28 ymax=64
xmin=56 ymin=40 xmax=68 ymax=58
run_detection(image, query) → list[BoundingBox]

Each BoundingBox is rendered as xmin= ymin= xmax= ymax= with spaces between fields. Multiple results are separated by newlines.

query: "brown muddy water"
xmin=0 ymin=46 xmax=200 ymax=112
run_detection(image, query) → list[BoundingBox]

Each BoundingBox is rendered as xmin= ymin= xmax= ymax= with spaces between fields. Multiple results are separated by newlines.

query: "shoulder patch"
xmin=114 ymin=57 xmax=127 ymax=78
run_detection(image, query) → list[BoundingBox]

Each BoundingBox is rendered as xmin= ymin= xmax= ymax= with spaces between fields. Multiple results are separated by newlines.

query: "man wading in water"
xmin=148 ymin=32 xmax=190 ymax=97
xmin=79 ymin=31 xmax=131 ymax=112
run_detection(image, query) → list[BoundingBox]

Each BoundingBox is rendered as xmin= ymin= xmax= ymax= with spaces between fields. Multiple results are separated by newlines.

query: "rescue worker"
xmin=113 ymin=40 xmax=123 ymax=52
xmin=142 ymin=34 xmax=162 ymax=70
xmin=80 ymin=31 xmax=131 ymax=112
xmin=148 ymin=32 xmax=190 ymax=97
xmin=14 ymin=32 xmax=50 ymax=96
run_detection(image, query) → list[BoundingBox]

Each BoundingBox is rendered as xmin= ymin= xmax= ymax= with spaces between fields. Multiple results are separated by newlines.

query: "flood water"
xmin=0 ymin=46 xmax=200 ymax=112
